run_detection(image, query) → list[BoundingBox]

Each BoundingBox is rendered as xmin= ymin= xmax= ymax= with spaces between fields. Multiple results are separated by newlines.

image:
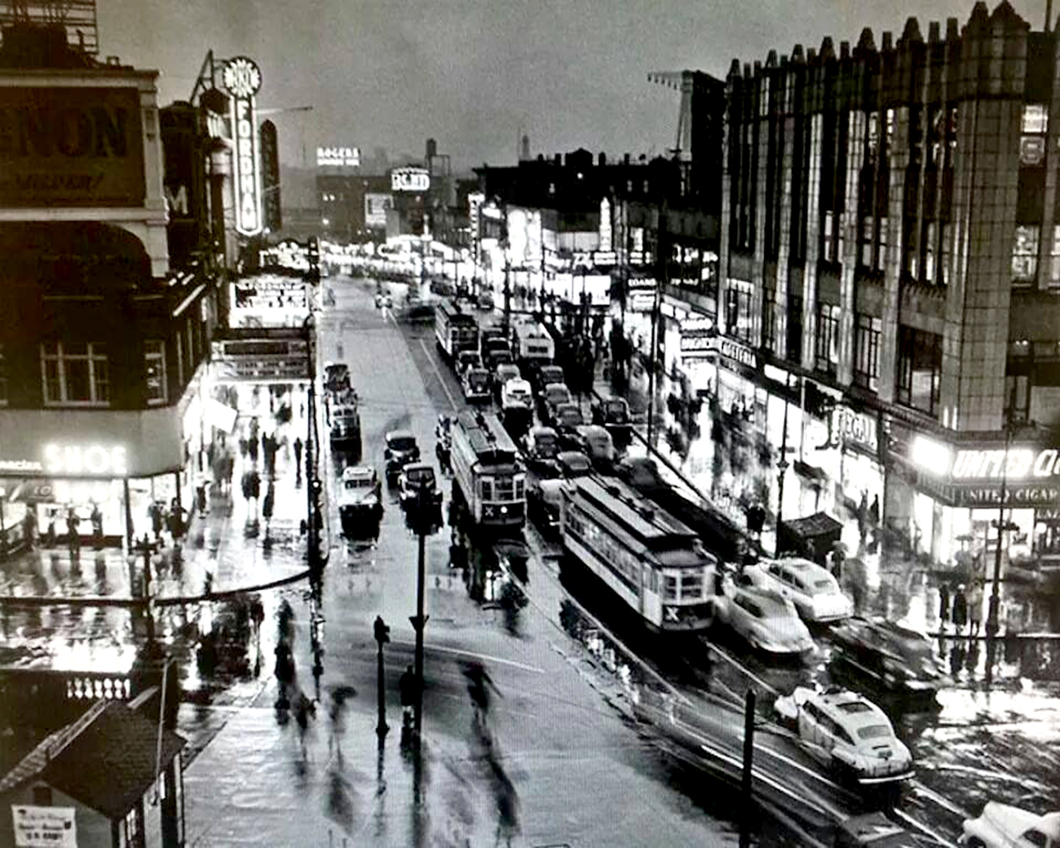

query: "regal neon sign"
xmin=223 ymin=57 xmax=263 ymax=237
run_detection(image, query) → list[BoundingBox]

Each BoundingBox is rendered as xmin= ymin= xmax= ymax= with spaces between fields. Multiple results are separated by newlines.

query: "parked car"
xmin=553 ymin=403 xmax=586 ymax=449
xmin=338 ymin=466 xmax=382 ymax=534
xmin=493 ymin=363 xmax=521 ymax=397
xmin=455 ymin=350 xmax=482 ymax=376
xmin=384 ymin=430 xmax=420 ymax=484
xmin=531 ymin=363 xmax=565 ymax=397
xmin=829 ymin=617 xmax=950 ymax=701
xmin=527 ymin=478 xmax=565 ymax=536
xmin=578 ymin=424 xmax=615 ymax=470
xmin=501 ymin=377 xmax=533 ymax=412
xmin=398 ymin=461 xmax=443 ymax=509
xmin=462 ymin=367 xmax=491 ymax=403
xmin=476 ymin=290 xmax=495 ymax=311
xmin=556 ymin=450 xmax=592 ymax=478
xmin=324 ymin=362 xmax=351 ymax=394
xmin=713 ymin=572 xmax=814 ymax=655
xmin=834 ymin=813 xmax=917 ymax=848
xmin=752 ymin=557 xmax=854 ymax=622
xmin=540 ymin=383 xmax=572 ymax=424
xmin=616 ymin=456 xmax=667 ymax=493
xmin=961 ymin=803 xmax=1060 ymax=848
xmin=523 ymin=426 xmax=561 ymax=476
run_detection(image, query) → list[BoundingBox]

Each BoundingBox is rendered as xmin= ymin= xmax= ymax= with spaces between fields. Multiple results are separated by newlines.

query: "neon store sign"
xmin=951 ymin=448 xmax=1060 ymax=481
xmin=44 ymin=443 xmax=128 ymax=476
xmin=223 ymin=57 xmax=263 ymax=237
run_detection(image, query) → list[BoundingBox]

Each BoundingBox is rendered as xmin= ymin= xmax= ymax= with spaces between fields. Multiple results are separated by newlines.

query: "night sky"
xmin=100 ymin=0 xmax=1050 ymax=171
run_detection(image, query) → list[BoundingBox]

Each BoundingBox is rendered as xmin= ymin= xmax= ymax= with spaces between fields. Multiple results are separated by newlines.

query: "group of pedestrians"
xmin=938 ymin=579 xmax=985 ymax=636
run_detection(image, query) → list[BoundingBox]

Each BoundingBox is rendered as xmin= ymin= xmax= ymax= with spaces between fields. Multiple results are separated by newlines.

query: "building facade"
xmin=697 ymin=0 xmax=1060 ymax=569
xmin=0 ymin=25 xmax=218 ymax=555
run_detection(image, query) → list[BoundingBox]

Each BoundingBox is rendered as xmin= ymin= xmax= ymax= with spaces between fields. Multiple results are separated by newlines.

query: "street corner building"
xmin=0 ymin=20 xmax=240 ymax=562
xmin=0 ymin=699 xmax=186 ymax=848
xmin=633 ymin=0 xmax=1060 ymax=595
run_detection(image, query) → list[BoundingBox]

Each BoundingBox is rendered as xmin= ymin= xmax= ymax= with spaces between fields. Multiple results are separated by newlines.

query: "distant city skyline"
xmin=101 ymin=0 xmax=1053 ymax=171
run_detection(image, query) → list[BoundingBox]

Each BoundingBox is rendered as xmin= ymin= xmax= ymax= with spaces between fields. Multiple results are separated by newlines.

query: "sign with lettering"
xmin=12 ymin=805 xmax=77 ymax=847
xmin=365 ymin=193 xmax=391 ymax=227
xmin=829 ymin=406 xmax=878 ymax=453
xmin=43 ymin=443 xmax=128 ymax=477
xmin=0 ymin=87 xmax=145 ymax=207
xmin=391 ymin=167 xmax=430 ymax=193
xmin=223 ymin=57 xmax=263 ymax=236
xmin=953 ymin=484 xmax=1060 ymax=509
xmin=317 ymin=146 xmax=360 ymax=167
xmin=951 ymin=447 xmax=1060 ymax=481
xmin=1036 ymin=507 xmax=1060 ymax=522
xmin=680 ymin=333 xmax=758 ymax=369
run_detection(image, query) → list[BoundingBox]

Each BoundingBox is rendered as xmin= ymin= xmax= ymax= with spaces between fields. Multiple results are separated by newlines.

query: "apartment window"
xmin=725 ymin=281 xmax=754 ymax=343
xmin=940 ymin=222 xmax=952 ymax=286
xmin=144 ymin=340 xmax=167 ymax=405
xmin=897 ymin=326 xmax=942 ymax=416
xmin=762 ymin=299 xmax=777 ymax=353
xmin=822 ymin=211 xmax=835 ymax=263
xmin=786 ymin=294 xmax=803 ymax=365
xmin=1021 ymin=104 xmax=1048 ymax=166
xmin=866 ymin=112 xmax=879 ymax=162
xmin=1012 ymin=225 xmax=1040 ymax=284
xmin=860 ymin=216 xmax=874 ymax=268
xmin=924 ymin=222 xmax=937 ymax=284
xmin=814 ymin=304 xmax=840 ymax=376
xmin=1005 ymin=374 xmax=1031 ymax=423
xmin=41 ymin=342 xmax=109 ymax=406
xmin=0 ymin=343 xmax=7 ymax=404
xmin=876 ymin=216 xmax=888 ymax=273
xmin=123 ymin=804 xmax=144 ymax=848
xmin=854 ymin=314 xmax=881 ymax=390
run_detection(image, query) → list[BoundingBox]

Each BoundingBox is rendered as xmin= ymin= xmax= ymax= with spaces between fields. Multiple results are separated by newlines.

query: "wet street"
xmin=4 ymin=273 xmax=1059 ymax=845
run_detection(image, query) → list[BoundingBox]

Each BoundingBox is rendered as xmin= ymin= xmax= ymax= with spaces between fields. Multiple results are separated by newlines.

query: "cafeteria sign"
xmin=12 ymin=805 xmax=77 ymax=848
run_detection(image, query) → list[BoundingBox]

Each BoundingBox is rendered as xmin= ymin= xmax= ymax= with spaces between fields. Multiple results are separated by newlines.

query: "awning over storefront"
xmin=778 ymin=512 xmax=843 ymax=563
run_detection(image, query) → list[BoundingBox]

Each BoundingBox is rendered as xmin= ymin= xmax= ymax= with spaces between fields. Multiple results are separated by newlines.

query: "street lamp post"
xmin=408 ymin=486 xmax=435 ymax=737
xmin=774 ymin=381 xmax=792 ymax=556
xmin=986 ymin=420 xmax=1016 ymax=640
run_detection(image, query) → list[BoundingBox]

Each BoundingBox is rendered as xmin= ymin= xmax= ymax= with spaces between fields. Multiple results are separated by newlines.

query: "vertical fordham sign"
xmin=222 ymin=56 xmax=263 ymax=236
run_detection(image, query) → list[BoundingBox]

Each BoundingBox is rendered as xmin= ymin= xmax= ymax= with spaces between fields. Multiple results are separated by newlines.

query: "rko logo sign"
xmin=222 ymin=57 xmax=263 ymax=236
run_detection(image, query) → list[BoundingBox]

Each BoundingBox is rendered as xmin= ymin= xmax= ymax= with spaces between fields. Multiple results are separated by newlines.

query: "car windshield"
xmin=390 ymin=437 xmax=417 ymax=452
xmin=469 ymin=373 xmax=488 ymax=389
xmin=407 ymin=468 xmax=434 ymax=485
xmin=459 ymin=353 xmax=480 ymax=367
xmin=813 ymin=578 xmax=836 ymax=593
xmin=535 ymin=434 xmax=557 ymax=454
xmin=856 ymin=724 xmax=892 ymax=740
xmin=546 ymin=387 xmax=570 ymax=403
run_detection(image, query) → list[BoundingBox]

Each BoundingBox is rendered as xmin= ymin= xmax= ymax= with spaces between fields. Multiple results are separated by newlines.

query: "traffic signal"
xmin=306 ymin=237 xmax=320 ymax=283
xmin=374 ymin=615 xmax=390 ymax=645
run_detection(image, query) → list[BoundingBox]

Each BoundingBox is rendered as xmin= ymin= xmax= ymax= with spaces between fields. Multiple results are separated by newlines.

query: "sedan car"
xmin=577 ymin=424 xmax=615 ymax=469
xmin=773 ymin=686 xmax=914 ymax=788
xmin=829 ymin=617 xmax=950 ymax=701
xmin=713 ymin=575 xmax=814 ymax=655
xmin=553 ymin=403 xmax=586 ymax=449
xmin=338 ymin=465 xmax=382 ymax=534
xmin=523 ymin=426 xmax=561 ymax=475
xmin=754 ymin=557 xmax=854 ymax=622
xmin=384 ymin=430 xmax=420 ymax=484
xmin=494 ymin=363 xmax=521 ymax=397
xmin=527 ymin=478 xmax=565 ymax=536
xmin=961 ymin=803 xmax=1060 ymax=848
xmin=398 ymin=462 xmax=443 ymax=509
xmin=462 ymin=367 xmax=491 ymax=404
xmin=556 ymin=450 xmax=592 ymax=478
xmin=374 ymin=291 xmax=393 ymax=309
xmin=540 ymin=382 xmax=572 ymax=424
xmin=531 ymin=364 xmax=566 ymax=397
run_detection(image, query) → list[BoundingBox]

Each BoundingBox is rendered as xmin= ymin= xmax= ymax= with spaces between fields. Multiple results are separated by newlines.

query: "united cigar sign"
xmin=222 ymin=57 xmax=264 ymax=236
xmin=0 ymin=87 xmax=145 ymax=207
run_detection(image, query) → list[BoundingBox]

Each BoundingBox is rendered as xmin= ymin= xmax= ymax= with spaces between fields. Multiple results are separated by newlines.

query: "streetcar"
xmin=559 ymin=476 xmax=718 ymax=633
xmin=434 ymin=299 xmax=479 ymax=362
xmin=450 ymin=411 xmax=526 ymax=530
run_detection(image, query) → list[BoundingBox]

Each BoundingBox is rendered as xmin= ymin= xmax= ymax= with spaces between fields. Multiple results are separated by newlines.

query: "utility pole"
xmin=740 ymin=689 xmax=756 ymax=848
xmin=646 ymin=197 xmax=668 ymax=449
xmin=132 ymin=535 xmax=158 ymax=646
xmin=775 ymin=380 xmax=792 ymax=557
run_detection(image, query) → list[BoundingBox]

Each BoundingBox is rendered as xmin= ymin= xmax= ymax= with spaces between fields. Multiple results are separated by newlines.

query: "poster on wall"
xmin=11 ymin=805 xmax=77 ymax=848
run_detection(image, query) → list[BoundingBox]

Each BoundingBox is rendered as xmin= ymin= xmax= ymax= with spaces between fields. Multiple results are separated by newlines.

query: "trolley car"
xmin=560 ymin=476 xmax=718 ymax=633
xmin=435 ymin=299 xmax=479 ymax=362
xmin=451 ymin=411 xmax=526 ymax=530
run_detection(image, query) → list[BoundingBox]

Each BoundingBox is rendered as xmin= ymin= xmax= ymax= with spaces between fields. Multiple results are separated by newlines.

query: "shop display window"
xmin=144 ymin=340 xmax=167 ymax=405
xmin=854 ymin=314 xmax=881 ymax=391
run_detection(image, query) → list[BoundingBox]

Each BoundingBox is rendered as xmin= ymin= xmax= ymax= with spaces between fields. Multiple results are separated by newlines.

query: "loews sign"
xmin=0 ymin=87 xmax=145 ymax=207
xmin=223 ymin=57 xmax=263 ymax=236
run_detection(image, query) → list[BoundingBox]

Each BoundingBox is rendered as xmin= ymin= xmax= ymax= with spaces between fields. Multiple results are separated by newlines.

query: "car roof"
xmin=386 ymin=429 xmax=416 ymax=441
xmin=342 ymin=465 xmax=374 ymax=479
xmin=544 ymin=382 xmax=569 ymax=392
xmin=506 ymin=378 xmax=531 ymax=390
xmin=403 ymin=461 xmax=433 ymax=472
xmin=769 ymin=557 xmax=830 ymax=578
xmin=810 ymin=688 xmax=890 ymax=730
xmin=558 ymin=450 xmax=590 ymax=465
xmin=531 ymin=425 xmax=557 ymax=437
xmin=738 ymin=586 xmax=792 ymax=613
xmin=581 ymin=424 xmax=610 ymax=438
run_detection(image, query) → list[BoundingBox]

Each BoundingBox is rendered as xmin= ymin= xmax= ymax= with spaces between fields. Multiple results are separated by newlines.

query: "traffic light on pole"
xmin=306 ymin=237 xmax=320 ymax=283
xmin=374 ymin=615 xmax=390 ymax=646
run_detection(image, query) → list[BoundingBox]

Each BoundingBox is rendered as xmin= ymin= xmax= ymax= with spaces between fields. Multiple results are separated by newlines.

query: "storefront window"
xmin=144 ymin=340 xmax=167 ymax=405
xmin=41 ymin=342 xmax=109 ymax=406
xmin=854 ymin=314 xmax=881 ymax=391
xmin=897 ymin=326 xmax=941 ymax=416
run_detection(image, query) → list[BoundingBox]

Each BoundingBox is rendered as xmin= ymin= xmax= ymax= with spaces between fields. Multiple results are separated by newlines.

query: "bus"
xmin=434 ymin=299 xmax=479 ymax=361
xmin=560 ymin=476 xmax=718 ymax=633
xmin=512 ymin=319 xmax=555 ymax=365
xmin=451 ymin=411 xmax=526 ymax=530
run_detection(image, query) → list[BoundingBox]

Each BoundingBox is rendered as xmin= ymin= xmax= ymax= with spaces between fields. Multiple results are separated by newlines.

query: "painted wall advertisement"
xmin=0 ymin=87 xmax=146 ymax=207
xmin=11 ymin=805 xmax=77 ymax=848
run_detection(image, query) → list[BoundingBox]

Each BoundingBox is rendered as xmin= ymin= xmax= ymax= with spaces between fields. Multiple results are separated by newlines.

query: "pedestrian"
xmin=167 ymin=504 xmax=186 ymax=543
xmin=868 ymin=495 xmax=880 ymax=529
xmin=90 ymin=503 xmax=103 ymax=549
xmin=831 ymin=547 xmax=845 ymax=581
xmin=399 ymin=665 xmax=416 ymax=728
xmin=66 ymin=507 xmax=80 ymax=555
xmin=196 ymin=481 xmax=208 ymax=517
xmin=248 ymin=432 xmax=259 ymax=463
xmin=294 ymin=690 xmax=315 ymax=757
xmin=294 ymin=436 xmax=303 ymax=470
xmin=224 ymin=454 xmax=235 ymax=494
xmin=149 ymin=501 xmax=164 ymax=543
xmin=262 ymin=482 xmax=275 ymax=534
xmin=856 ymin=492 xmax=869 ymax=548
xmin=952 ymin=584 xmax=968 ymax=634
xmin=21 ymin=508 xmax=37 ymax=551
xmin=968 ymin=581 xmax=984 ymax=637
xmin=938 ymin=582 xmax=951 ymax=628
